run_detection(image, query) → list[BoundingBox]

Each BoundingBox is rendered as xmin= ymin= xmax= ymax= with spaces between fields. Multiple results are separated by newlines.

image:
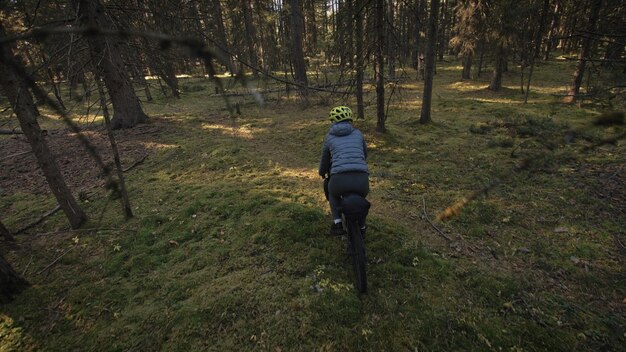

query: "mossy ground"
xmin=1 ymin=57 xmax=625 ymax=351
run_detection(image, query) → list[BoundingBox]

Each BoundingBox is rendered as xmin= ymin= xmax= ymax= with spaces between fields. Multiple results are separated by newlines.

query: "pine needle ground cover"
xmin=1 ymin=59 xmax=624 ymax=351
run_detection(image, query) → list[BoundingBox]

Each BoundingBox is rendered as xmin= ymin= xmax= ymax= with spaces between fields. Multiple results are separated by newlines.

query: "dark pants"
xmin=324 ymin=172 xmax=369 ymax=220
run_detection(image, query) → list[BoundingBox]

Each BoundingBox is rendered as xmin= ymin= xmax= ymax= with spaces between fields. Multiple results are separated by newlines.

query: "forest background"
xmin=1 ymin=0 xmax=625 ymax=351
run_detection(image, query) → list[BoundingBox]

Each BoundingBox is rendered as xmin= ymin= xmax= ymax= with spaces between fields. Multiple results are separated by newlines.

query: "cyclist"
xmin=319 ymin=106 xmax=369 ymax=236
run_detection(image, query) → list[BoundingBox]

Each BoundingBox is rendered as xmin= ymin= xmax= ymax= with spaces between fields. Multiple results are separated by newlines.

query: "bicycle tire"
xmin=348 ymin=219 xmax=367 ymax=293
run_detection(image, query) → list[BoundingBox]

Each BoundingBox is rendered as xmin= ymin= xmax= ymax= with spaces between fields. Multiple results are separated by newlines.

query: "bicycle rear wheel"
xmin=348 ymin=219 xmax=367 ymax=293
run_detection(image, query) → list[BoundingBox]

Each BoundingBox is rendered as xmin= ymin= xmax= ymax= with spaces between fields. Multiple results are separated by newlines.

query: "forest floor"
xmin=1 ymin=57 xmax=625 ymax=351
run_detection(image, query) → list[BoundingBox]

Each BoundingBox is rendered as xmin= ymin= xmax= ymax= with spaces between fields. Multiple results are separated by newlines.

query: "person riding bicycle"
xmin=319 ymin=106 xmax=369 ymax=236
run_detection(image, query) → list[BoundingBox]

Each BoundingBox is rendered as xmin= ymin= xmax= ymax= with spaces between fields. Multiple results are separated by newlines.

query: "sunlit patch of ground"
xmin=201 ymin=122 xmax=264 ymax=139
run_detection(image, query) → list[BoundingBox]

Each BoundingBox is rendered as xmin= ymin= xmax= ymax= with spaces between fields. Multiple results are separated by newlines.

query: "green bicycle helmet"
xmin=329 ymin=106 xmax=353 ymax=123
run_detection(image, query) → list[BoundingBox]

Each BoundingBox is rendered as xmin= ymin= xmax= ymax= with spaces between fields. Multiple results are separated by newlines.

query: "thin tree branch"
xmin=422 ymin=196 xmax=452 ymax=241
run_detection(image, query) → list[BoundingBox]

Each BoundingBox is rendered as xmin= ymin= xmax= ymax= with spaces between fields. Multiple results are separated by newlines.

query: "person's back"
xmin=319 ymin=106 xmax=369 ymax=235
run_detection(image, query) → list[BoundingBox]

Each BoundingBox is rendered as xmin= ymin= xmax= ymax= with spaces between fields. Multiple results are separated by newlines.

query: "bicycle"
xmin=323 ymin=176 xmax=370 ymax=293
xmin=338 ymin=193 xmax=370 ymax=294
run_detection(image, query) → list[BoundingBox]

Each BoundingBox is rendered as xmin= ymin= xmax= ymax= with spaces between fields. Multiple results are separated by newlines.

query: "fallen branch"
xmin=33 ymin=227 xmax=137 ymax=238
xmin=0 ymin=129 xmax=23 ymax=134
xmin=123 ymin=153 xmax=148 ymax=172
xmin=16 ymin=205 xmax=61 ymax=234
xmin=613 ymin=234 xmax=626 ymax=252
xmin=0 ymin=150 xmax=32 ymax=162
xmin=422 ymin=196 xmax=452 ymax=241
xmin=37 ymin=245 xmax=75 ymax=275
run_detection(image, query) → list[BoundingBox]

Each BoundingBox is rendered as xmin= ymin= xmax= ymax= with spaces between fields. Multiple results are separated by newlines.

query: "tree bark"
xmin=242 ymin=0 xmax=260 ymax=77
xmin=524 ymin=0 xmax=551 ymax=103
xmin=543 ymin=0 xmax=560 ymax=61
xmin=0 ymin=252 xmax=29 ymax=304
xmin=488 ymin=44 xmax=505 ymax=91
xmin=564 ymin=0 xmax=603 ymax=103
xmin=420 ymin=0 xmax=440 ymax=124
xmin=289 ymin=0 xmax=308 ymax=96
xmin=73 ymin=0 xmax=147 ymax=129
xmin=0 ymin=26 xmax=87 ymax=230
xmin=375 ymin=0 xmax=386 ymax=132
xmin=437 ymin=0 xmax=448 ymax=61
xmin=411 ymin=0 xmax=423 ymax=70
xmin=462 ymin=54 xmax=472 ymax=79
xmin=355 ymin=1 xmax=365 ymax=120
xmin=387 ymin=0 xmax=396 ymax=78
xmin=96 ymin=78 xmax=133 ymax=219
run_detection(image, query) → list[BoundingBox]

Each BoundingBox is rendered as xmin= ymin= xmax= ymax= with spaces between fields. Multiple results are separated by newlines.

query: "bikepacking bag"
xmin=340 ymin=194 xmax=370 ymax=221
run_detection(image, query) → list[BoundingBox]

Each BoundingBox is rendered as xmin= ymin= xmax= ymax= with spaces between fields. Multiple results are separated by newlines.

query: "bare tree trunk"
xmin=477 ymin=39 xmax=485 ymax=77
xmin=437 ymin=0 xmax=448 ymax=61
xmin=420 ymin=0 xmax=440 ymax=124
xmin=524 ymin=0 xmax=551 ymax=103
xmin=387 ymin=0 xmax=396 ymax=78
xmin=39 ymin=49 xmax=67 ymax=111
xmin=355 ymin=1 xmax=365 ymax=120
xmin=290 ymin=0 xmax=308 ymax=96
xmin=0 ymin=26 xmax=87 ymax=230
xmin=135 ymin=62 xmax=152 ymax=102
xmin=96 ymin=78 xmax=133 ymax=218
xmin=242 ymin=0 xmax=260 ymax=78
xmin=211 ymin=0 xmax=234 ymax=72
xmin=346 ymin=0 xmax=354 ymax=68
xmin=543 ymin=0 xmax=560 ymax=60
xmin=0 ymin=252 xmax=29 ymax=304
xmin=411 ymin=0 xmax=423 ymax=69
xmin=161 ymin=62 xmax=180 ymax=99
xmin=462 ymin=54 xmax=472 ymax=79
xmin=73 ymin=0 xmax=147 ymax=129
xmin=489 ymin=44 xmax=505 ymax=91
xmin=375 ymin=0 xmax=386 ymax=132
xmin=564 ymin=0 xmax=603 ymax=103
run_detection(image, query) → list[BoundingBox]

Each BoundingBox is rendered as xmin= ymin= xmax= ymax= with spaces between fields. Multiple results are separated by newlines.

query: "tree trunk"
xmin=437 ymin=0 xmax=448 ymax=61
xmin=289 ymin=0 xmax=308 ymax=96
xmin=211 ymin=0 xmax=234 ymax=72
xmin=462 ymin=54 xmax=472 ymax=79
xmin=161 ymin=61 xmax=180 ymax=98
xmin=477 ymin=39 xmax=485 ymax=77
xmin=73 ymin=0 xmax=147 ymax=129
xmin=420 ymin=0 xmax=440 ymax=124
xmin=488 ymin=44 xmax=505 ymax=91
xmin=411 ymin=0 xmax=423 ymax=70
xmin=96 ymin=78 xmax=133 ymax=219
xmin=524 ymin=0 xmax=551 ymax=103
xmin=242 ymin=0 xmax=260 ymax=78
xmin=355 ymin=1 xmax=365 ymax=120
xmin=39 ymin=49 xmax=66 ymax=111
xmin=0 ymin=26 xmax=87 ymax=229
xmin=0 ymin=252 xmax=29 ymax=304
xmin=346 ymin=0 xmax=354 ymax=68
xmin=375 ymin=0 xmax=386 ymax=132
xmin=387 ymin=0 xmax=396 ymax=78
xmin=564 ymin=0 xmax=603 ymax=103
xmin=133 ymin=60 xmax=152 ymax=102
xmin=543 ymin=0 xmax=560 ymax=61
